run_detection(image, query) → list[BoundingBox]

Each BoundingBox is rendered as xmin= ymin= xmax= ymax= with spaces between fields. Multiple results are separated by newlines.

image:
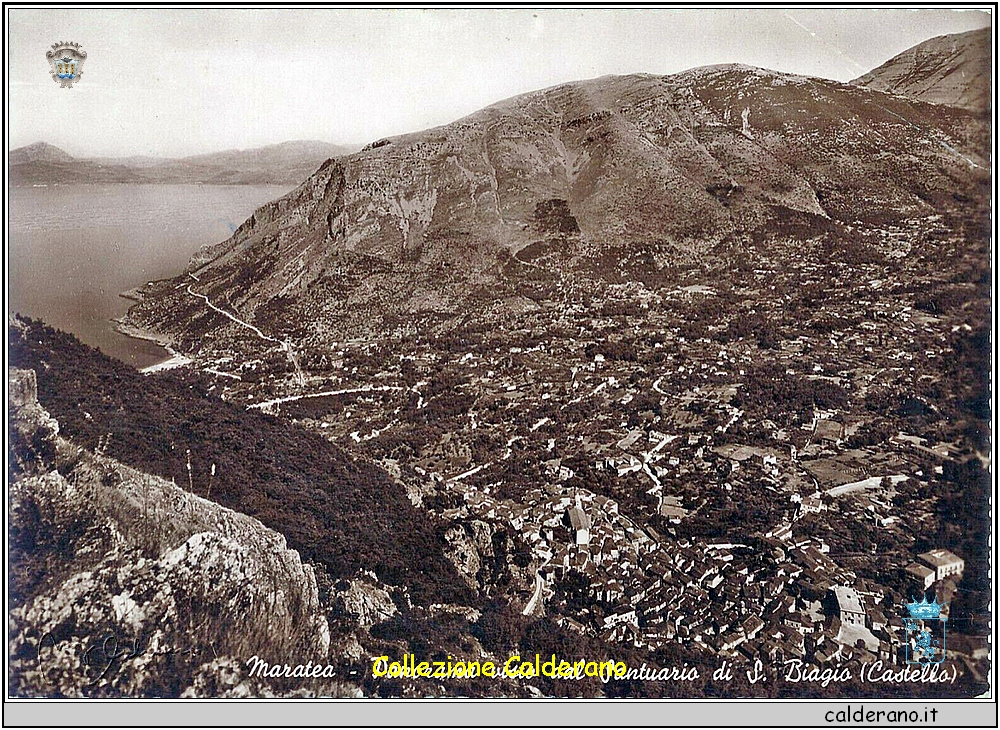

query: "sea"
xmin=8 ymin=183 xmax=292 ymax=369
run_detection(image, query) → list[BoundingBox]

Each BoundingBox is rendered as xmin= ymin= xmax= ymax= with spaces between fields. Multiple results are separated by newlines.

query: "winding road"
xmin=523 ymin=570 xmax=546 ymax=616
xmin=186 ymin=278 xmax=305 ymax=386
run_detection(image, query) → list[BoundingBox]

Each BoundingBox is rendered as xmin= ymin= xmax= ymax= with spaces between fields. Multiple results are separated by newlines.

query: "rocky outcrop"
xmin=444 ymin=519 xmax=532 ymax=595
xmin=8 ymin=368 xmax=59 ymax=476
xmin=335 ymin=575 xmax=398 ymax=631
xmin=9 ymin=368 xmax=58 ymax=436
xmin=8 ymin=367 xmax=336 ymax=697
xmin=445 ymin=520 xmax=496 ymax=591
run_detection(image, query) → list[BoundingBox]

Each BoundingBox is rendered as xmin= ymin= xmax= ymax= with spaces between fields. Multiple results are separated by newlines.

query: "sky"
xmin=7 ymin=7 xmax=993 ymax=158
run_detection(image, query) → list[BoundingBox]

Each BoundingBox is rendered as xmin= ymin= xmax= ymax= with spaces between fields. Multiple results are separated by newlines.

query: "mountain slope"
xmin=6 ymin=324 xmax=675 ymax=698
xmin=8 ymin=316 xmax=470 ymax=606
xmin=122 ymin=64 xmax=990 ymax=350
xmin=8 ymin=366 xmax=333 ymax=697
xmin=8 ymin=140 xmax=356 ymax=186
xmin=852 ymin=28 xmax=991 ymax=114
xmin=181 ymin=140 xmax=352 ymax=169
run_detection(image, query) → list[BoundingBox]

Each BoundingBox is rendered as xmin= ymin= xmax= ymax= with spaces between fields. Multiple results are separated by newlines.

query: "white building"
xmin=831 ymin=585 xmax=866 ymax=627
xmin=905 ymin=562 xmax=936 ymax=590
xmin=568 ymin=503 xmax=591 ymax=546
xmin=917 ymin=549 xmax=964 ymax=582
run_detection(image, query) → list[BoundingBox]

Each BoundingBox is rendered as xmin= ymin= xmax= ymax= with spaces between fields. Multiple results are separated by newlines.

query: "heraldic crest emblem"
xmin=46 ymin=41 xmax=86 ymax=88
xmin=903 ymin=596 xmax=947 ymax=665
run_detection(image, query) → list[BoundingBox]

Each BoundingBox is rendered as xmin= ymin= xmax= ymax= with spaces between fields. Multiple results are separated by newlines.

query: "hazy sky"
xmin=7 ymin=7 xmax=993 ymax=158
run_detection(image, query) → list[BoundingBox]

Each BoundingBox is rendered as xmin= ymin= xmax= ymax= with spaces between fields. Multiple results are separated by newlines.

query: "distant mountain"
xmin=8 ymin=141 xmax=75 ymax=166
xmin=852 ymin=28 xmax=991 ymax=114
xmin=8 ymin=140 xmax=358 ymax=186
xmin=181 ymin=140 xmax=351 ymax=170
xmin=122 ymin=63 xmax=990 ymax=350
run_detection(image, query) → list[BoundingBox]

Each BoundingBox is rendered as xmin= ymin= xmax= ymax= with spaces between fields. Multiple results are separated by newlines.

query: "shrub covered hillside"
xmin=9 ymin=367 xmax=336 ymax=697
xmin=9 ymin=316 xmax=469 ymax=606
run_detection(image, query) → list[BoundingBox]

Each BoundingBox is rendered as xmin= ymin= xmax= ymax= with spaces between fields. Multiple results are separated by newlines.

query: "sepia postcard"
xmin=4 ymin=5 xmax=996 ymax=726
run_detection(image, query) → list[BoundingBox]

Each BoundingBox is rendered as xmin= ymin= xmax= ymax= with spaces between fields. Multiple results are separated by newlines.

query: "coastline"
xmin=112 ymin=315 xmax=192 ymax=373
xmin=118 ymin=286 xmax=147 ymax=304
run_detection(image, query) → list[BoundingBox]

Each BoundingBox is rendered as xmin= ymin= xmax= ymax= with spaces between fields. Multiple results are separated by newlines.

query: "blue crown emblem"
xmin=906 ymin=597 xmax=945 ymax=619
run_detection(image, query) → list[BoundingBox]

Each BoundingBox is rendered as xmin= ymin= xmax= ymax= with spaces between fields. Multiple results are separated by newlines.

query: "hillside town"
xmin=9 ymin=6 xmax=992 ymax=704
xmin=169 ymin=206 xmax=989 ymax=682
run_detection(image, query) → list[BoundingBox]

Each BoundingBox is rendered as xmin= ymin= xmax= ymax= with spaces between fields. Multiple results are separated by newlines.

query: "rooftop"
xmin=832 ymin=585 xmax=864 ymax=615
xmin=905 ymin=562 xmax=935 ymax=579
xmin=569 ymin=505 xmax=591 ymax=531
xmin=918 ymin=549 xmax=963 ymax=567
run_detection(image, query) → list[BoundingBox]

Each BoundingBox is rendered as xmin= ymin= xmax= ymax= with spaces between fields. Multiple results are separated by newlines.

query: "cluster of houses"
xmin=458 ymin=467 xmax=964 ymax=669
xmin=410 ymin=323 xmax=969 ymax=672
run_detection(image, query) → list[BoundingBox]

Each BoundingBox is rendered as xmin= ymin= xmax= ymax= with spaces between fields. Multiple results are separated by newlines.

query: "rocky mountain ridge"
xmin=852 ymin=27 xmax=991 ymax=114
xmin=8 ymin=365 xmax=339 ymax=697
xmin=6 ymin=332 xmax=589 ymax=698
xmin=10 ymin=28 xmax=993 ymax=699
xmin=122 ymin=59 xmax=989 ymax=351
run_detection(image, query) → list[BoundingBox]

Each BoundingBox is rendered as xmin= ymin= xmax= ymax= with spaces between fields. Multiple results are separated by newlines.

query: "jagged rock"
xmin=8 ymin=367 xmax=333 ymax=697
xmin=335 ymin=578 xmax=397 ymax=630
xmin=442 ymin=519 xmax=530 ymax=595
xmin=330 ymin=632 xmax=367 ymax=662
xmin=181 ymin=658 xmax=259 ymax=698
xmin=444 ymin=520 xmax=495 ymax=590
xmin=8 ymin=368 xmax=59 ymax=475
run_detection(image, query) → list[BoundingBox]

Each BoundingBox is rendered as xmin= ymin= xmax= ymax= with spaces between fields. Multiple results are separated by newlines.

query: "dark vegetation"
xmin=533 ymin=198 xmax=580 ymax=235
xmin=8 ymin=419 xmax=56 ymax=479
xmin=734 ymin=365 xmax=849 ymax=426
xmin=9 ymin=317 xmax=469 ymax=605
xmin=585 ymin=339 xmax=638 ymax=362
xmin=932 ymin=458 xmax=992 ymax=636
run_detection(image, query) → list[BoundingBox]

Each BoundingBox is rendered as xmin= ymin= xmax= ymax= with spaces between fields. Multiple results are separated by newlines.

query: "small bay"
xmin=9 ymin=183 xmax=292 ymax=369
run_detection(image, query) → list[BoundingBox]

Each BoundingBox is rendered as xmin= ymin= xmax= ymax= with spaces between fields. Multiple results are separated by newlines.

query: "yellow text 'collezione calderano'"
xmin=372 ymin=654 xmax=645 ymax=682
